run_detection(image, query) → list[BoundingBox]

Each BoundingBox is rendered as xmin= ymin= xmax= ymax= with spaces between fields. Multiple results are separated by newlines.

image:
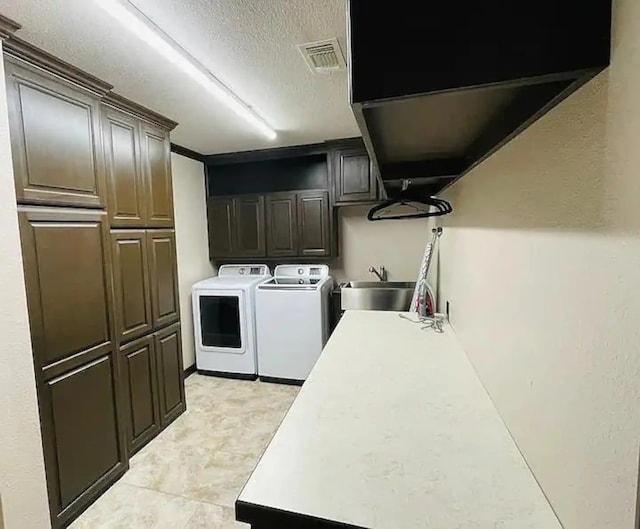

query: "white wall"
xmin=171 ymin=153 xmax=216 ymax=369
xmin=0 ymin=42 xmax=51 ymax=529
xmin=332 ymin=205 xmax=432 ymax=283
xmin=439 ymin=1 xmax=640 ymax=527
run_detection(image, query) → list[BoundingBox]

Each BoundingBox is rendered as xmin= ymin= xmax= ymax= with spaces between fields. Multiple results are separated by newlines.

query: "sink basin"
xmin=341 ymin=281 xmax=416 ymax=311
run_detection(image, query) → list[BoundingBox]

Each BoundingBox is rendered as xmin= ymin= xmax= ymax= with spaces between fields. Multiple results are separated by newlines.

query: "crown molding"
xmin=0 ymin=14 xmax=21 ymax=40
xmin=3 ymin=35 xmax=113 ymax=96
xmin=102 ymin=92 xmax=178 ymax=131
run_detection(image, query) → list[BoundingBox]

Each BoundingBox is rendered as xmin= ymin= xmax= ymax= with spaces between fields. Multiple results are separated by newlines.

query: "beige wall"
xmin=171 ymin=153 xmax=216 ymax=369
xmin=0 ymin=42 xmax=51 ymax=529
xmin=332 ymin=205 xmax=432 ymax=283
xmin=438 ymin=1 xmax=640 ymax=528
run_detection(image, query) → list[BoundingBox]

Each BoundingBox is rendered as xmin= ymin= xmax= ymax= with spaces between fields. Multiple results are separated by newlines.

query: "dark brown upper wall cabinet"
xmin=233 ymin=196 xmax=266 ymax=257
xmin=111 ymin=230 xmax=152 ymax=343
xmin=297 ymin=191 xmax=331 ymax=257
xmin=141 ymin=123 xmax=174 ymax=228
xmin=207 ymin=197 xmax=235 ymax=259
xmin=5 ymin=59 xmax=107 ymax=208
xmin=332 ymin=147 xmax=377 ymax=205
xmin=103 ymin=109 xmax=146 ymax=227
xmin=266 ymin=193 xmax=298 ymax=257
xmin=147 ymin=230 xmax=180 ymax=329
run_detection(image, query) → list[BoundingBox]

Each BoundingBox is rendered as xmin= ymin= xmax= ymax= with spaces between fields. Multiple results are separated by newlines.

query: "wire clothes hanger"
xmin=367 ymin=179 xmax=453 ymax=221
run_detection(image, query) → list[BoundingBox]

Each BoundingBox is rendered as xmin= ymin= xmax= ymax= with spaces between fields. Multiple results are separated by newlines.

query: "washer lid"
xmin=274 ymin=264 xmax=329 ymax=280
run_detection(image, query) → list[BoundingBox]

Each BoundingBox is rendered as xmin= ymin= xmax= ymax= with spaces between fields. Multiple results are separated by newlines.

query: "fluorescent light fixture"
xmin=95 ymin=0 xmax=277 ymax=140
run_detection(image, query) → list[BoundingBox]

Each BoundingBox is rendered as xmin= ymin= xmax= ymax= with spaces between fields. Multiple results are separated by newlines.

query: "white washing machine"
xmin=255 ymin=265 xmax=333 ymax=384
xmin=192 ymin=264 xmax=271 ymax=379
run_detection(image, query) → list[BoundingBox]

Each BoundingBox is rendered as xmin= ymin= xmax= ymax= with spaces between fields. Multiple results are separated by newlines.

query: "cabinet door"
xmin=5 ymin=59 xmax=106 ymax=208
xmin=41 ymin=354 xmax=126 ymax=527
xmin=333 ymin=148 xmax=377 ymax=204
xmin=120 ymin=334 xmax=160 ymax=454
xmin=154 ymin=323 xmax=186 ymax=427
xmin=111 ymin=230 xmax=152 ymax=343
xmin=147 ymin=230 xmax=180 ymax=329
xmin=266 ymin=193 xmax=298 ymax=257
xmin=18 ymin=207 xmax=125 ymax=527
xmin=103 ymin=109 xmax=146 ymax=227
xmin=207 ymin=197 xmax=235 ymax=259
xmin=18 ymin=207 xmax=115 ymax=370
xmin=297 ymin=191 xmax=331 ymax=257
xmin=141 ymin=122 xmax=174 ymax=227
xmin=233 ymin=196 xmax=266 ymax=257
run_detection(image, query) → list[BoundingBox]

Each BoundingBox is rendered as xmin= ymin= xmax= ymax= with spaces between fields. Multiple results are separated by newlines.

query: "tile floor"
xmin=70 ymin=374 xmax=299 ymax=529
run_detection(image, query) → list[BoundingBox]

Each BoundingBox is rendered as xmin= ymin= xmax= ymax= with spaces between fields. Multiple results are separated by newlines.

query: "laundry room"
xmin=1 ymin=2 xmax=639 ymax=529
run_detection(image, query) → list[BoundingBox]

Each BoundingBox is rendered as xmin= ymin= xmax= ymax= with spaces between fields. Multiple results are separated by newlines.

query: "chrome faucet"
xmin=369 ymin=265 xmax=387 ymax=282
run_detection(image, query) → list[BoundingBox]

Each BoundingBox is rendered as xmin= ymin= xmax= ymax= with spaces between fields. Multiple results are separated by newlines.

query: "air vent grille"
xmin=298 ymin=38 xmax=346 ymax=73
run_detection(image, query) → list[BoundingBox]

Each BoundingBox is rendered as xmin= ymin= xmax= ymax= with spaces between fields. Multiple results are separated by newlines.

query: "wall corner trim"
xmin=171 ymin=143 xmax=205 ymax=163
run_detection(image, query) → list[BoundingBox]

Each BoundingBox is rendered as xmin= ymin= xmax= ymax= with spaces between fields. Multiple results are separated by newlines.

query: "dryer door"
xmin=195 ymin=289 xmax=247 ymax=354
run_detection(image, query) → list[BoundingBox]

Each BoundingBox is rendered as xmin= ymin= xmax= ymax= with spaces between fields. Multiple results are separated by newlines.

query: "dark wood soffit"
xmin=380 ymin=158 xmax=465 ymax=180
xmin=104 ymin=92 xmax=178 ymax=131
xmin=170 ymin=143 xmax=205 ymax=163
xmin=3 ymin=35 xmax=113 ymax=96
xmin=0 ymin=14 xmax=21 ymax=40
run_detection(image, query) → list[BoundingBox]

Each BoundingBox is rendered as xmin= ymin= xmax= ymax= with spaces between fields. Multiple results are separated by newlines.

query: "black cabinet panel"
xmin=233 ymin=196 xmax=266 ymax=257
xmin=333 ymin=148 xmax=377 ymax=204
xmin=207 ymin=197 xmax=235 ymax=258
xmin=297 ymin=191 xmax=331 ymax=257
xmin=266 ymin=193 xmax=298 ymax=257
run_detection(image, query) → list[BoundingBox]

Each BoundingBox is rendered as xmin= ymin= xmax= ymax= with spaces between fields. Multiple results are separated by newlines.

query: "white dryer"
xmin=255 ymin=265 xmax=333 ymax=384
xmin=192 ymin=264 xmax=271 ymax=379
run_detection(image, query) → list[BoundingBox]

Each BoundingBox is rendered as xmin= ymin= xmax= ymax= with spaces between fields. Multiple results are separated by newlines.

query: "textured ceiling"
xmin=0 ymin=0 xmax=359 ymax=154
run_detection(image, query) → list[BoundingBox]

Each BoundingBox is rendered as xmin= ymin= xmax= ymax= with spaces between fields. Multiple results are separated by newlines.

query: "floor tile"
xmin=68 ymin=482 xmax=199 ymax=529
xmin=72 ymin=374 xmax=300 ymax=527
xmin=184 ymin=502 xmax=249 ymax=529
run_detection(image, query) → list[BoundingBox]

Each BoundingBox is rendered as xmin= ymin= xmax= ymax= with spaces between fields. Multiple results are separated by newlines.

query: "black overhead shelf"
xmin=347 ymin=0 xmax=613 ymax=197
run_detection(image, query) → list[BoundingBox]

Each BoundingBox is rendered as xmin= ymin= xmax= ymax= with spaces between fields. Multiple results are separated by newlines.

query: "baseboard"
xmin=197 ymin=369 xmax=257 ymax=381
xmin=184 ymin=364 xmax=197 ymax=378
xmin=260 ymin=376 xmax=304 ymax=387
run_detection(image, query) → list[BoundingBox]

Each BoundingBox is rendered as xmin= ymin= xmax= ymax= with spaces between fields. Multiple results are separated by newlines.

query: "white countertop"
xmin=238 ymin=311 xmax=561 ymax=528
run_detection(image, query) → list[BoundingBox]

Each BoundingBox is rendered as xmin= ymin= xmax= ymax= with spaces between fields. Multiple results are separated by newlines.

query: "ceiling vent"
xmin=297 ymin=38 xmax=346 ymax=73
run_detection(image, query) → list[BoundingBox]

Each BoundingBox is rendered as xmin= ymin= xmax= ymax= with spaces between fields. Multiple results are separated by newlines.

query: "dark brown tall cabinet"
xmin=4 ymin=38 xmax=185 ymax=529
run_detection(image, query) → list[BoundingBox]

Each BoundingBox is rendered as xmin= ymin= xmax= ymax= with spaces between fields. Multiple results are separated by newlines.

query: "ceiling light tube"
xmin=96 ymin=0 xmax=277 ymax=140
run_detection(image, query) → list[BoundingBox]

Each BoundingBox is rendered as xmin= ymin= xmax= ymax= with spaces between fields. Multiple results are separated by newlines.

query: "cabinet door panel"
xmin=207 ymin=197 xmax=235 ymax=258
xmin=147 ymin=230 xmax=180 ymax=329
xmin=5 ymin=60 xmax=106 ymax=208
xmin=19 ymin=207 xmax=114 ymax=368
xmin=41 ymin=353 xmax=126 ymax=524
xmin=103 ymin=109 xmax=145 ymax=226
xmin=266 ymin=194 xmax=298 ymax=257
xmin=111 ymin=230 xmax=152 ymax=343
xmin=155 ymin=323 xmax=186 ymax=426
xmin=141 ymin=123 xmax=173 ymax=227
xmin=333 ymin=148 xmax=377 ymax=204
xmin=233 ymin=196 xmax=266 ymax=257
xmin=297 ymin=191 xmax=331 ymax=257
xmin=120 ymin=335 xmax=160 ymax=454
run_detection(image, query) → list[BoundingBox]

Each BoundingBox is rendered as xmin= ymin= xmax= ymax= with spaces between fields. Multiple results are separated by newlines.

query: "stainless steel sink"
xmin=341 ymin=281 xmax=416 ymax=311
